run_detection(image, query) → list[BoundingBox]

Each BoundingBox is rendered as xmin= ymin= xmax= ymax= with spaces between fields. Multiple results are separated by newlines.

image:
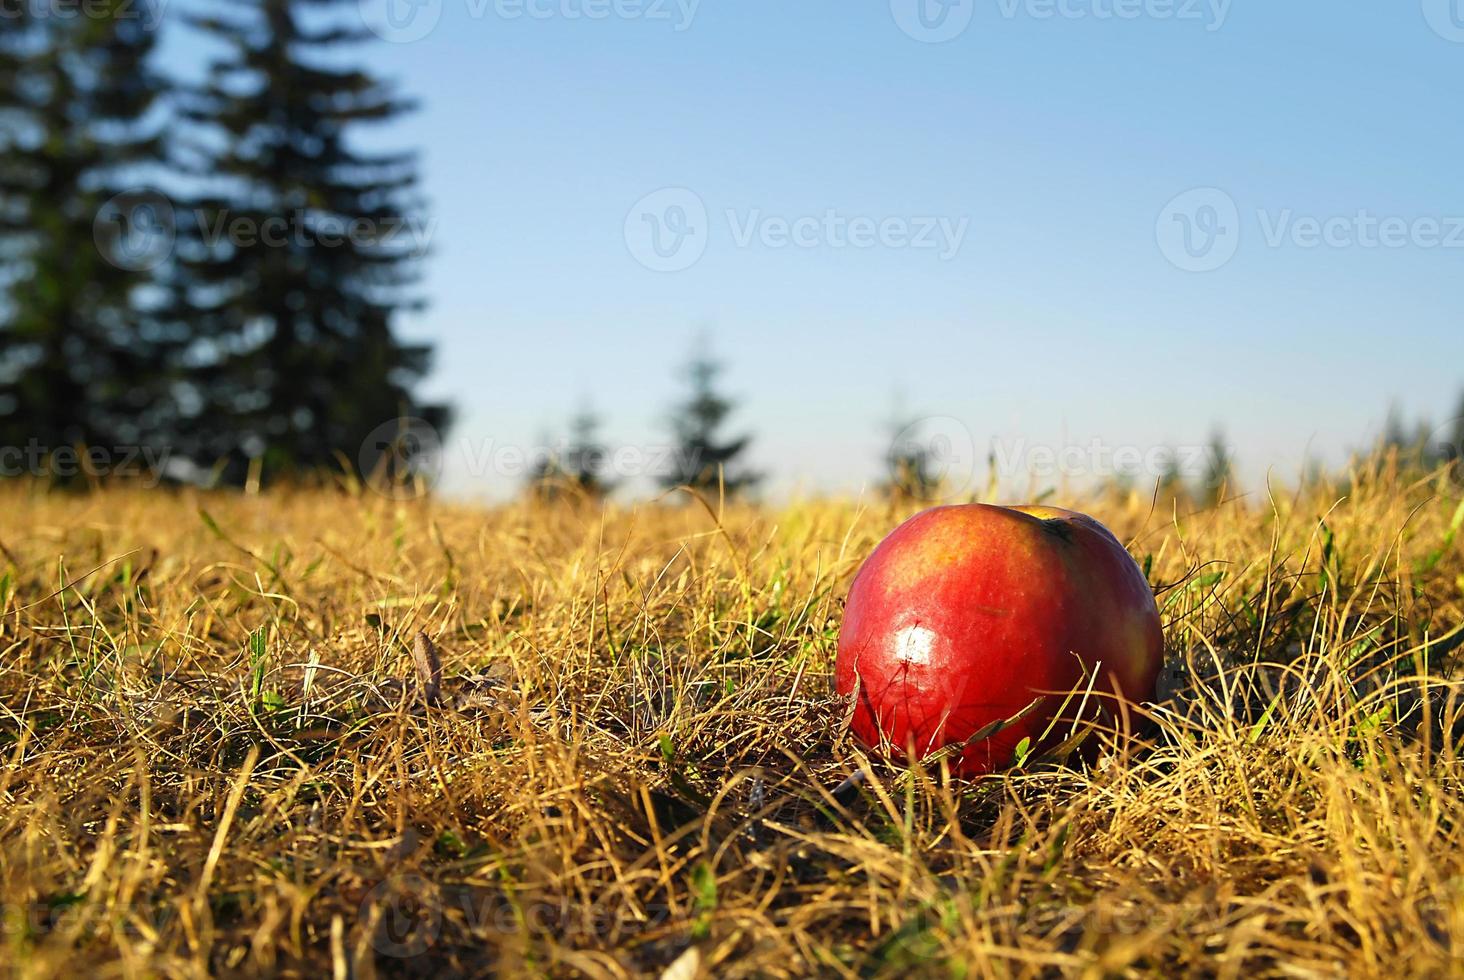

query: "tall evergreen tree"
xmin=169 ymin=0 xmax=446 ymax=483
xmin=660 ymin=345 xmax=759 ymax=497
xmin=0 ymin=0 xmax=170 ymax=465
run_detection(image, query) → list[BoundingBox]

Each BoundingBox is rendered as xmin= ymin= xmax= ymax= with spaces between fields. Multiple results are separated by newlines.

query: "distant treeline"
xmin=525 ymin=373 xmax=1464 ymax=506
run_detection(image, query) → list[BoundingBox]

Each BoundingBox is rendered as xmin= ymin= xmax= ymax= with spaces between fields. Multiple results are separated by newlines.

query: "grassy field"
xmin=1 ymin=464 xmax=1462 ymax=978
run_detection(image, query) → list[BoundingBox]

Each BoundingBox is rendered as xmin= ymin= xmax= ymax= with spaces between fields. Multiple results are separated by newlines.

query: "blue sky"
xmin=165 ymin=0 xmax=1464 ymax=499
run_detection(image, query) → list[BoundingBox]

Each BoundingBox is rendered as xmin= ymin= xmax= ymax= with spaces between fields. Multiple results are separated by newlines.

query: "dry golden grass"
xmin=2 ymin=461 xmax=1463 ymax=978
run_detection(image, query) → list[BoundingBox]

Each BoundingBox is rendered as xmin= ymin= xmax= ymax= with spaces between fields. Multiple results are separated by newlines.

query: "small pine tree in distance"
xmin=1440 ymin=390 xmax=1464 ymax=477
xmin=525 ymin=428 xmax=567 ymax=501
xmin=1157 ymin=443 xmax=1187 ymax=503
xmin=562 ymin=406 xmax=615 ymax=498
xmin=881 ymin=402 xmax=945 ymax=502
xmin=526 ymin=408 xmax=617 ymax=503
xmin=1200 ymin=427 xmax=1234 ymax=504
xmin=660 ymin=343 xmax=760 ymax=498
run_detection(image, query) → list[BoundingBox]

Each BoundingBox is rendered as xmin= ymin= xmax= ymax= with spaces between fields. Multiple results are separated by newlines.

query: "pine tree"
xmin=1157 ymin=444 xmax=1187 ymax=502
xmin=525 ymin=408 xmax=615 ymax=502
xmin=1422 ymin=389 xmax=1464 ymax=481
xmin=169 ymin=0 xmax=446 ymax=483
xmin=1378 ymin=402 xmax=1434 ymax=471
xmin=1442 ymin=391 xmax=1464 ymax=471
xmin=0 ymin=0 xmax=170 ymax=469
xmin=660 ymin=346 xmax=759 ymax=498
xmin=881 ymin=404 xmax=943 ymax=502
xmin=561 ymin=406 xmax=614 ymax=498
xmin=1200 ymin=427 xmax=1233 ymax=504
xmin=1381 ymin=403 xmax=1409 ymax=455
xmin=525 ymin=428 xmax=567 ymax=500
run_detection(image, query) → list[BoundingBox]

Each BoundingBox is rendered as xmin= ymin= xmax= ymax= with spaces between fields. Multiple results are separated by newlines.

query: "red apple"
xmin=835 ymin=504 xmax=1162 ymax=776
